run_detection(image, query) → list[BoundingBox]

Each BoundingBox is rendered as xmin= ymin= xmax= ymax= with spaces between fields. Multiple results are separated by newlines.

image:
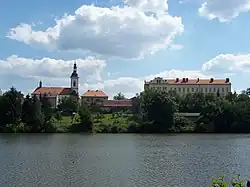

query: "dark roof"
xmin=70 ymin=71 xmax=78 ymax=78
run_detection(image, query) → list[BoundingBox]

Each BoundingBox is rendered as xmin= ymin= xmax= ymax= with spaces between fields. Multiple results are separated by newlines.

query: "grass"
xmin=92 ymin=113 xmax=133 ymax=133
xmin=54 ymin=113 xmax=134 ymax=133
xmin=54 ymin=115 xmax=79 ymax=132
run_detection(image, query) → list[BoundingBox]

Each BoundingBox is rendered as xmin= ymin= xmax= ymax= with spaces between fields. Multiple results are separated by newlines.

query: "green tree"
xmin=70 ymin=104 xmax=93 ymax=132
xmin=22 ymin=94 xmax=45 ymax=132
xmin=39 ymin=94 xmax=55 ymax=132
xmin=241 ymin=88 xmax=250 ymax=95
xmin=0 ymin=87 xmax=23 ymax=132
xmin=57 ymin=96 xmax=78 ymax=115
xmin=140 ymin=89 xmax=176 ymax=133
xmin=113 ymin=92 xmax=126 ymax=100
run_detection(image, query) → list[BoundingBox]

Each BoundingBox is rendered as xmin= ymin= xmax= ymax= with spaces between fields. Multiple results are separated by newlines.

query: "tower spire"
xmin=73 ymin=60 xmax=77 ymax=71
xmin=70 ymin=60 xmax=79 ymax=94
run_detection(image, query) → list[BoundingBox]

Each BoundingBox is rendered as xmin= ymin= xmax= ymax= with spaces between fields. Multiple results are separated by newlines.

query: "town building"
xmin=0 ymin=89 xmax=2 ymax=96
xmin=32 ymin=61 xmax=79 ymax=108
xmin=81 ymin=90 xmax=108 ymax=106
xmin=144 ymin=77 xmax=231 ymax=96
xmin=81 ymin=90 xmax=133 ymax=110
xmin=103 ymin=99 xmax=133 ymax=111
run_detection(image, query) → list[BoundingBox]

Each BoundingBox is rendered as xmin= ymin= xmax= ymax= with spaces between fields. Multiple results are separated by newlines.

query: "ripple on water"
xmin=0 ymin=134 xmax=250 ymax=187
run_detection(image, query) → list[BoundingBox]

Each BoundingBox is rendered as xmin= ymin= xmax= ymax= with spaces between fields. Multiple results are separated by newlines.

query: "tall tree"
xmin=140 ymin=89 xmax=176 ymax=133
xmin=40 ymin=94 xmax=53 ymax=128
xmin=77 ymin=104 xmax=93 ymax=132
xmin=22 ymin=95 xmax=45 ymax=132
xmin=2 ymin=87 xmax=23 ymax=125
xmin=57 ymin=96 xmax=78 ymax=115
xmin=113 ymin=92 xmax=126 ymax=100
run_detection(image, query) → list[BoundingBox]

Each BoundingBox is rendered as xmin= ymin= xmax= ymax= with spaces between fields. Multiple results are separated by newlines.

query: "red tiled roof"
xmin=145 ymin=78 xmax=231 ymax=85
xmin=82 ymin=90 xmax=108 ymax=97
xmin=32 ymin=87 xmax=72 ymax=96
xmin=103 ymin=100 xmax=132 ymax=107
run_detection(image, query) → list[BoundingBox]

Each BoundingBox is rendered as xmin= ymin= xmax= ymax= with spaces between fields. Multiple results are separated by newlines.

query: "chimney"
xmin=225 ymin=78 xmax=230 ymax=83
xmin=176 ymin=78 xmax=179 ymax=82
xmin=39 ymin=81 xmax=42 ymax=88
xmin=197 ymin=78 xmax=199 ymax=82
xmin=210 ymin=78 xmax=214 ymax=83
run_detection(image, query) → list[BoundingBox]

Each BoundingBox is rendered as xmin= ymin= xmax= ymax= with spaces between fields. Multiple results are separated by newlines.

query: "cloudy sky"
xmin=1 ymin=0 xmax=250 ymax=97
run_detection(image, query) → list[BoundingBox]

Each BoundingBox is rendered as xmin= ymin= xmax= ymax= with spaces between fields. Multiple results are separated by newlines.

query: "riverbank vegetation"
xmin=1 ymin=87 xmax=250 ymax=133
xmin=212 ymin=175 xmax=250 ymax=187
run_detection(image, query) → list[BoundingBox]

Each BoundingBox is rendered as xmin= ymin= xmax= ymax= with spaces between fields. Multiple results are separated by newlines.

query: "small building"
xmin=102 ymin=99 xmax=133 ymax=111
xmin=32 ymin=61 xmax=79 ymax=108
xmin=144 ymin=77 xmax=232 ymax=96
xmin=103 ymin=99 xmax=132 ymax=108
xmin=81 ymin=90 xmax=108 ymax=106
xmin=32 ymin=87 xmax=73 ymax=107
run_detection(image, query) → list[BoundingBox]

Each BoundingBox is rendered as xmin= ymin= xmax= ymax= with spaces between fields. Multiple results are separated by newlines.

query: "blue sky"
xmin=1 ymin=0 xmax=250 ymax=97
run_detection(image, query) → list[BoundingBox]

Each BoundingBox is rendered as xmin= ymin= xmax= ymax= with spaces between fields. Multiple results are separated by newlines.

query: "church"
xmin=32 ymin=61 xmax=79 ymax=108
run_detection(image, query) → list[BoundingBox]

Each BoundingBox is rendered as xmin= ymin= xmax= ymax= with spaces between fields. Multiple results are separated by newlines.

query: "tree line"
xmin=130 ymin=88 xmax=250 ymax=133
xmin=0 ymin=87 xmax=91 ymax=133
xmin=1 ymin=87 xmax=250 ymax=133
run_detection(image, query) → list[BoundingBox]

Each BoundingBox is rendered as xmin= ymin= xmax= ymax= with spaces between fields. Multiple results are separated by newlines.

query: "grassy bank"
xmin=54 ymin=113 xmax=136 ymax=133
xmin=92 ymin=113 xmax=134 ymax=133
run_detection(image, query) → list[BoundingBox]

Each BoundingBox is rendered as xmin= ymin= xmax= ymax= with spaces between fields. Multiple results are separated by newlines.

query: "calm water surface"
xmin=0 ymin=134 xmax=250 ymax=187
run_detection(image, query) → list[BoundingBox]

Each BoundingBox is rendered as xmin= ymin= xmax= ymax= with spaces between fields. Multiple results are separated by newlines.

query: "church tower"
xmin=70 ymin=61 xmax=79 ymax=94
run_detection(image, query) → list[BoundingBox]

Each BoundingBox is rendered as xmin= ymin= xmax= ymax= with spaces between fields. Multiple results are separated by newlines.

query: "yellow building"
xmin=81 ymin=90 xmax=108 ymax=106
xmin=144 ymin=77 xmax=232 ymax=96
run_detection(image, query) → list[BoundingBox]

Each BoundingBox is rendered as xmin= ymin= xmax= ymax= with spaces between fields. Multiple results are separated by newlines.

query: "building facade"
xmin=144 ymin=77 xmax=231 ymax=96
xmin=81 ymin=90 xmax=108 ymax=106
xmin=32 ymin=61 xmax=79 ymax=108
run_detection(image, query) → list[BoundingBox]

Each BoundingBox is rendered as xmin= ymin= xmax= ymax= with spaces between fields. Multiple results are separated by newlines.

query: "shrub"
xmin=212 ymin=175 xmax=249 ymax=187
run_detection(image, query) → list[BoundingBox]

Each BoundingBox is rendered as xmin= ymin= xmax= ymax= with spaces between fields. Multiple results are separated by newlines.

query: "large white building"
xmin=144 ymin=77 xmax=231 ymax=96
xmin=32 ymin=61 xmax=79 ymax=107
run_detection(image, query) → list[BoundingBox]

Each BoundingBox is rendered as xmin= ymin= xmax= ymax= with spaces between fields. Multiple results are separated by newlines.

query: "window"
xmin=187 ymin=88 xmax=189 ymax=92
xmin=205 ymin=88 xmax=207 ymax=92
xmin=73 ymin=81 xmax=76 ymax=87
xmin=222 ymin=88 xmax=224 ymax=92
xmin=192 ymin=88 xmax=194 ymax=92
xmin=214 ymin=88 xmax=216 ymax=92
xmin=183 ymin=88 xmax=185 ymax=92
xmin=209 ymin=88 xmax=212 ymax=92
xmin=179 ymin=87 xmax=181 ymax=92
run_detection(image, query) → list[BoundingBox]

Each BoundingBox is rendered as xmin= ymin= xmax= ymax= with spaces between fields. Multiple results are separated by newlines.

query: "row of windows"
xmin=150 ymin=87 xmax=230 ymax=93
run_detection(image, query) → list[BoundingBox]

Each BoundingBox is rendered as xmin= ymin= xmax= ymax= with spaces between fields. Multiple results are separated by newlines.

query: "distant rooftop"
xmin=145 ymin=77 xmax=231 ymax=85
xmin=82 ymin=90 xmax=108 ymax=97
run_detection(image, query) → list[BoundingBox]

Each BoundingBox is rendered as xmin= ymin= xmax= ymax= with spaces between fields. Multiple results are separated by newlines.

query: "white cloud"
xmin=199 ymin=0 xmax=250 ymax=22
xmin=170 ymin=44 xmax=184 ymax=50
xmin=0 ymin=55 xmax=106 ymax=82
xmin=202 ymin=54 xmax=250 ymax=73
xmin=3 ymin=52 xmax=249 ymax=98
xmin=7 ymin=0 xmax=184 ymax=59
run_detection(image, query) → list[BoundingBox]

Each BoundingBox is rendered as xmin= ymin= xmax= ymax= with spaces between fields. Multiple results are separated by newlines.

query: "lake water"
xmin=0 ymin=134 xmax=250 ymax=187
